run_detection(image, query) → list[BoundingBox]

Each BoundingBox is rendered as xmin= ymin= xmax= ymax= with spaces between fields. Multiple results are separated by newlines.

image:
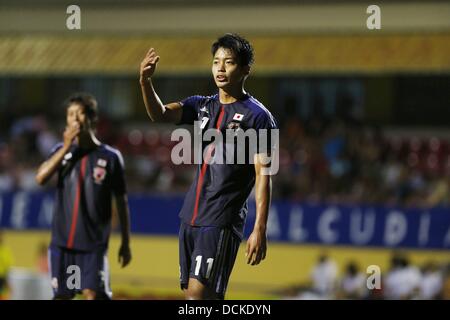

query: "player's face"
xmin=66 ymin=103 xmax=91 ymax=133
xmin=212 ymin=47 xmax=249 ymax=89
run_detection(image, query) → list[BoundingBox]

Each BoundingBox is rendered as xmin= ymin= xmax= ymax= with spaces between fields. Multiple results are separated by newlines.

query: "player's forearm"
xmin=116 ymin=194 xmax=131 ymax=245
xmin=139 ymin=77 xmax=167 ymax=123
xmin=35 ymin=146 xmax=69 ymax=185
xmin=253 ymin=175 xmax=272 ymax=232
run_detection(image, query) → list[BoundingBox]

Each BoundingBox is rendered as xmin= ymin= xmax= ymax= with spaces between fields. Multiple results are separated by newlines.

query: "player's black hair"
xmin=346 ymin=262 xmax=359 ymax=276
xmin=64 ymin=92 xmax=98 ymax=125
xmin=211 ymin=33 xmax=254 ymax=67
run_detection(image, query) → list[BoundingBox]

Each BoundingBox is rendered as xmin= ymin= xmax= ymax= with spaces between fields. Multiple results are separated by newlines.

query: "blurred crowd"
xmin=282 ymin=252 xmax=450 ymax=300
xmin=0 ymin=113 xmax=449 ymax=207
xmin=277 ymin=116 xmax=449 ymax=207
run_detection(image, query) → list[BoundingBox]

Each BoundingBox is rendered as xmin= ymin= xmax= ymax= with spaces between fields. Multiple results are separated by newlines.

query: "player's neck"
xmin=76 ymin=131 xmax=101 ymax=149
xmin=218 ymin=86 xmax=247 ymax=104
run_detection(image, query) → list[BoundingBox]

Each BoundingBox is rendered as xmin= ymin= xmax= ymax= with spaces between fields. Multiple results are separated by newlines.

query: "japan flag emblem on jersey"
xmin=93 ymin=167 xmax=107 ymax=184
xmin=233 ymin=113 xmax=244 ymax=121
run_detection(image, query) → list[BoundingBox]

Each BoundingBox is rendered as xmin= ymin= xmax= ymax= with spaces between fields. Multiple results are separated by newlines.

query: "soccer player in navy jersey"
xmin=140 ymin=33 xmax=278 ymax=299
xmin=35 ymin=93 xmax=132 ymax=300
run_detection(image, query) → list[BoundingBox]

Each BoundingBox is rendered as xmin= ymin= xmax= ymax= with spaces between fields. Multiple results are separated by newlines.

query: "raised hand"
xmin=140 ymin=48 xmax=160 ymax=82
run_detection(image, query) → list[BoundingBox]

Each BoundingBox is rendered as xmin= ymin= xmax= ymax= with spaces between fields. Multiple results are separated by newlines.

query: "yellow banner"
xmin=1 ymin=34 xmax=449 ymax=74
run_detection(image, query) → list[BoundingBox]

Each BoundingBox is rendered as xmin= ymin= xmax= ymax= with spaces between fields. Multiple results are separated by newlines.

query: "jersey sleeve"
xmin=111 ymin=150 xmax=127 ymax=196
xmin=177 ymin=95 xmax=205 ymax=125
xmin=253 ymin=111 xmax=279 ymax=155
xmin=47 ymin=142 xmax=64 ymax=159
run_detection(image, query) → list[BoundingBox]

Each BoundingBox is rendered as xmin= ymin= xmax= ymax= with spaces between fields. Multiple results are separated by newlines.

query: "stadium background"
xmin=0 ymin=0 xmax=449 ymax=299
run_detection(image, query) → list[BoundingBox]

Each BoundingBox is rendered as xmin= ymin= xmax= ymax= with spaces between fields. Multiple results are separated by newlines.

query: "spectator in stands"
xmin=426 ymin=170 xmax=449 ymax=207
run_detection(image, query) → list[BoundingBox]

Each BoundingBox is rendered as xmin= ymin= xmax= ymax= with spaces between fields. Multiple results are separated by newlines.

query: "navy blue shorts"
xmin=48 ymin=244 xmax=112 ymax=299
xmin=179 ymin=223 xmax=241 ymax=299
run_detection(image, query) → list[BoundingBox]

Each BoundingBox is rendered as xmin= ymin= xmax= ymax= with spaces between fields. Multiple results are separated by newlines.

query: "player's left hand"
xmin=245 ymin=229 xmax=267 ymax=266
xmin=118 ymin=243 xmax=132 ymax=268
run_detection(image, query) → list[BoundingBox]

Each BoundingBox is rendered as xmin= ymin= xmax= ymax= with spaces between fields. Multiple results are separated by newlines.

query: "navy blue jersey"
xmin=177 ymin=93 xmax=278 ymax=239
xmin=49 ymin=143 xmax=126 ymax=251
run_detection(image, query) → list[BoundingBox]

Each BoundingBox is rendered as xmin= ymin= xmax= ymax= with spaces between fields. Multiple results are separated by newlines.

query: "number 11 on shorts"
xmin=194 ymin=255 xmax=214 ymax=279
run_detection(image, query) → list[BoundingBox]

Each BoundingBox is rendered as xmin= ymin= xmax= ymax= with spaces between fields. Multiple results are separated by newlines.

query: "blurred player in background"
xmin=35 ymin=93 xmax=132 ymax=300
xmin=310 ymin=253 xmax=338 ymax=299
xmin=384 ymin=252 xmax=422 ymax=300
xmin=338 ymin=261 xmax=366 ymax=299
xmin=139 ymin=33 xmax=278 ymax=299
xmin=0 ymin=230 xmax=14 ymax=300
